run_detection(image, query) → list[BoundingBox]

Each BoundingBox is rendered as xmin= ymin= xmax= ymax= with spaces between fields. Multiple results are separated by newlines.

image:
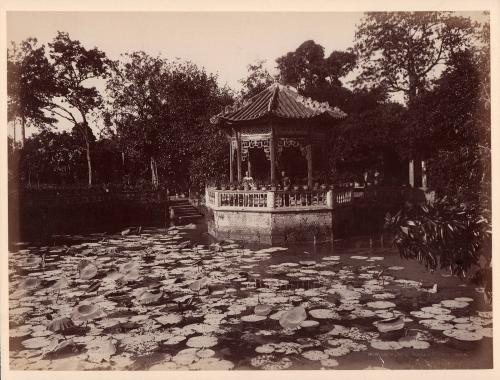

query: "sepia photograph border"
xmin=0 ymin=0 xmax=498 ymax=380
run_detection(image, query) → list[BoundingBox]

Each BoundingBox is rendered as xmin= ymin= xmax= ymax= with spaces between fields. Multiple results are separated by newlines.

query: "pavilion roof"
xmin=211 ymin=83 xmax=347 ymax=126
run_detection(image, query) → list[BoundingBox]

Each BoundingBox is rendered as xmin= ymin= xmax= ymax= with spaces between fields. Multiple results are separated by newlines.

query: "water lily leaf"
xmin=80 ymin=262 xmax=98 ymax=280
xmin=190 ymin=357 xmax=235 ymax=370
xmin=366 ymin=301 xmax=396 ymax=309
xmin=186 ymin=335 xmax=218 ymax=348
xmin=155 ymin=314 xmax=182 ymax=326
xmin=279 ymin=306 xmax=306 ymax=329
xmin=440 ymin=300 xmax=470 ymax=309
xmin=443 ymin=329 xmax=483 ymax=341
xmin=301 ymin=350 xmax=329 ymax=361
xmin=254 ymin=304 xmax=272 ymax=316
xmin=47 ymin=317 xmax=75 ymax=333
xmin=308 ymin=309 xmax=339 ymax=319
xmin=241 ymin=314 xmax=267 ymax=322
xmin=71 ymin=303 xmax=103 ymax=322
xmin=370 ymin=340 xmax=402 ymax=350
xmin=321 ymin=358 xmax=339 ymax=367
xmin=18 ymin=278 xmax=42 ymax=291
xmin=22 ymin=337 xmax=52 ymax=349
xmin=255 ymin=344 xmax=275 ymax=353
xmin=87 ymin=339 xmax=117 ymax=363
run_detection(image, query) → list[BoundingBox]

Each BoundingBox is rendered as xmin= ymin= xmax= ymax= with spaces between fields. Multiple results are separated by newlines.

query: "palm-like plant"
xmin=384 ymin=197 xmax=491 ymax=277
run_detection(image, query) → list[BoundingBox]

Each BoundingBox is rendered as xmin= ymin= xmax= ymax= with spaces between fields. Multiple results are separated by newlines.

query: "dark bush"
xmin=384 ymin=197 xmax=491 ymax=276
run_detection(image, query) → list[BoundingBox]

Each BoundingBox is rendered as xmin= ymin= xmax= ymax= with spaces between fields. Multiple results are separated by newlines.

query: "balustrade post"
xmin=327 ymin=190 xmax=333 ymax=208
xmin=267 ymin=191 xmax=275 ymax=209
xmin=214 ymin=190 xmax=220 ymax=207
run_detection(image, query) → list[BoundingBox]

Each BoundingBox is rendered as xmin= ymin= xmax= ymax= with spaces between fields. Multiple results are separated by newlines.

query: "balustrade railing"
xmin=219 ymin=191 xmax=268 ymax=208
xmin=274 ymin=190 xmax=328 ymax=208
xmin=206 ymin=188 xmax=331 ymax=209
xmin=334 ymin=188 xmax=353 ymax=204
xmin=205 ymin=186 xmax=406 ymax=210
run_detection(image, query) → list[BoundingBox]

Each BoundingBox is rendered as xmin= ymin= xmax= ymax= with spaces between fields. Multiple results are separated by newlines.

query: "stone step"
xmin=178 ymin=214 xmax=203 ymax=221
xmin=169 ymin=200 xmax=203 ymax=220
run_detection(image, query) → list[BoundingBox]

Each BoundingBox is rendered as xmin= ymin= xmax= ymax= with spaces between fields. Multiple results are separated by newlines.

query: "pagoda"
xmin=206 ymin=83 xmax=347 ymax=244
xmin=211 ymin=83 xmax=346 ymax=187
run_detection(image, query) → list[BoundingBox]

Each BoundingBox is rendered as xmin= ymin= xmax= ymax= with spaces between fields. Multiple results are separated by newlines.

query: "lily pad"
xmin=302 ymin=350 xmax=329 ymax=361
xmin=250 ymin=354 xmax=292 ymax=370
xmin=186 ymin=335 xmax=218 ymax=348
xmin=22 ymin=337 xmax=52 ymax=349
xmin=321 ymin=358 xmax=339 ymax=367
xmin=161 ymin=335 xmax=187 ymax=345
xmin=440 ymin=300 xmax=469 ymax=309
xmin=300 ymin=320 xmax=320 ymax=328
xmin=255 ymin=344 xmax=275 ymax=353
xmin=443 ymin=329 xmax=483 ymax=341
xmin=370 ymin=340 xmax=402 ymax=350
xmin=190 ymin=357 xmax=234 ymax=370
xmin=155 ymin=314 xmax=183 ymax=326
xmin=398 ymin=334 xmax=430 ymax=349
xmin=309 ymin=309 xmax=339 ymax=319
xmin=454 ymin=297 xmax=474 ymax=302
xmin=279 ymin=306 xmax=307 ymax=329
xmin=324 ymin=346 xmax=350 ymax=357
xmin=254 ymin=304 xmax=272 ymax=316
xmin=241 ymin=314 xmax=267 ymax=322
xmin=366 ymin=301 xmax=396 ymax=309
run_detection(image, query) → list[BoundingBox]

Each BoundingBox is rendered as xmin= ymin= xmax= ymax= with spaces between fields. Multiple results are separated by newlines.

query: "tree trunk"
xmin=78 ymin=118 xmax=93 ymax=188
xmin=85 ymin=137 xmax=92 ymax=187
xmin=150 ymin=156 xmax=159 ymax=189
xmin=21 ymin=116 xmax=26 ymax=147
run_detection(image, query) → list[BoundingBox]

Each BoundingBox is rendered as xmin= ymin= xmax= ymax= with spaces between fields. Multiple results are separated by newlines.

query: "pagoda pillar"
xmin=307 ymin=129 xmax=313 ymax=187
xmin=270 ymin=126 xmax=276 ymax=183
xmin=236 ymin=132 xmax=242 ymax=182
xmin=229 ymin=140 xmax=234 ymax=183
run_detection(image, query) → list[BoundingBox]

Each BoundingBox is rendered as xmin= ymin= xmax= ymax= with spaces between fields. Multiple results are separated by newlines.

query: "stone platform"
xmin=205 ymin=188 xmax=337 ymax=244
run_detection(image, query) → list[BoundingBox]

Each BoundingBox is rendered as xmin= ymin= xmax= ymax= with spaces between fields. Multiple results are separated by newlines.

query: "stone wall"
xmin=208 ymin=208 xmax=333 ymax=245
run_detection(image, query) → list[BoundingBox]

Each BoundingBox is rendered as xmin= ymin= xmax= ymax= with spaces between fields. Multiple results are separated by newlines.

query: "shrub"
xmin=384 ymin=197 xmax=491 ymax=276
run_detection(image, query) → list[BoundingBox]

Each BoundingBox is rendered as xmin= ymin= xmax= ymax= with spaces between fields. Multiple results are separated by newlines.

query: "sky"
xmin=7 ymin=12 xmax=365 ymax=91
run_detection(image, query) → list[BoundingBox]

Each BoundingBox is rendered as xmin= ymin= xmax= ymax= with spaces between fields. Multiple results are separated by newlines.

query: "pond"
xmin=8 ymin=221 xmax=493 ymax=370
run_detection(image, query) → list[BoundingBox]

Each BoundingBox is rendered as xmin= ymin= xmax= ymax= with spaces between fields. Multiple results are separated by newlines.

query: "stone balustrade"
xmin=205 ymin=185 xmax=409 ymax=244
xmin=206 ymin=187 xmax=334 ymax=210
xmin=206 ymin=186 xmax=408 ymax=210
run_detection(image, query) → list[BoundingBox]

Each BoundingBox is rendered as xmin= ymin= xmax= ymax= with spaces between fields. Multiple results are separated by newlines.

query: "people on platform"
xmin=242 ymin=171 xmax=255 ymax=189
xmin=281 ymin=170 xmax=291 ymax=189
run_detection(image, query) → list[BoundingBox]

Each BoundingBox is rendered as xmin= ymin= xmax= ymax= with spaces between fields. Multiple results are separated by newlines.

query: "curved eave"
xmin=215 ymin=110 xmax=346 ymax=128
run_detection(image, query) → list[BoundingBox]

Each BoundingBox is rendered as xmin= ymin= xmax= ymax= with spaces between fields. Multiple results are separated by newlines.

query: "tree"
xmin=353 ymin=12 xmax=476 ymax=106
xmin=239 ymin=60 xmax=275 ymax=99
xmin=7 ymin=39 xmax=57 ymax=145
xmin=353 ymin=12 xmax=478 ymax=188
xmin=106 ymin=52 xmax=232 ymax=190
xmin=18 ymin=130 xmax=87 ymax=186
xmin=276 ymin=40 xmax=356 ymax=108
xmin=329 ymin=96 xmax=405 ymax=184
xmin=48 ymin=31 xmax=110 ymax=187
xmin=408 ymin=49 xmax=490 ymax=206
